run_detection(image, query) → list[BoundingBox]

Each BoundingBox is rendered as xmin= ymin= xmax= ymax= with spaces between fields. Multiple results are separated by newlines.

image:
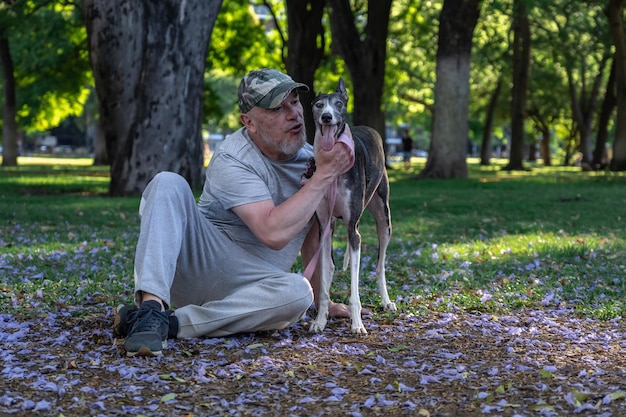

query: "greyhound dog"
xmin=308 ymin=78 xmax=397 ymax=335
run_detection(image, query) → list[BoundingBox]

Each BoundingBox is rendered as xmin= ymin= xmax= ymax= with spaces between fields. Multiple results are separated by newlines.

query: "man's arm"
xmin=233 ymin=127 xmax=354 ymax=250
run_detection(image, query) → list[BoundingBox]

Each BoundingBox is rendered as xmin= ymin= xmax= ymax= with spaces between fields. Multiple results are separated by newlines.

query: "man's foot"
xmin=328 ymin=301 xmax=373 ymax=318
xmin=122 ymin=301 xmax=169 ymax=357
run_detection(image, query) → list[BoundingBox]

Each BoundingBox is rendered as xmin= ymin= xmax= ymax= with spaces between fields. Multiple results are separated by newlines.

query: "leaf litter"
xmin=1 ymin=306 xmax=625 ymax=416
xmin=1 ymin=223 xmax=625 ymax=416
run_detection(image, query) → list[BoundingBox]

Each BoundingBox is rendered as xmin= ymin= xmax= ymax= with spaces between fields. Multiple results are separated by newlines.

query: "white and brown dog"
xmin=308 ymin=78 xmax=397 ymax=335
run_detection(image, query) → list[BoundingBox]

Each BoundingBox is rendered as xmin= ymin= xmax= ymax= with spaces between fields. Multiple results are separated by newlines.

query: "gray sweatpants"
xmin=133 ymin=172 xmax=314 ymax=338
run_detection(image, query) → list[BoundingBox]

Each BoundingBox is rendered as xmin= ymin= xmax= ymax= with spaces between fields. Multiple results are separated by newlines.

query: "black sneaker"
xmin=123 ymin=301 xmax=169 ymax=357
xmin=113 ymin=304 xmax=138 ymax=338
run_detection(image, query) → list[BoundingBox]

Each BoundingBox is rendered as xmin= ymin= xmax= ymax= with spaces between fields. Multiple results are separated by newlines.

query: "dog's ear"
xmin=337 ymin=78 xmax=348 ymax=100
xmin=311 ymin=93 xmax=322 ymax=106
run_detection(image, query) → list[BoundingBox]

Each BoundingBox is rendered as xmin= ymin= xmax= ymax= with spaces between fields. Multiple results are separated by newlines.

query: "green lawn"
xmin=1 ymin=156 xmax=625 ymax=320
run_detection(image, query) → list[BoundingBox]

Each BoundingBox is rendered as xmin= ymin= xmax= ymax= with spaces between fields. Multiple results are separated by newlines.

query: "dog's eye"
xmin=335 ymin=101 xmax=344 ymax=110
xmin=314 ymin=101 xmax=324 ymax=109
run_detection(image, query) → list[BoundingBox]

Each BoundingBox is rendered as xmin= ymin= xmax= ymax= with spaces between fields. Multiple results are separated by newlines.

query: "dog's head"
xmin=312 ymin=78 xmax=349 ymax=151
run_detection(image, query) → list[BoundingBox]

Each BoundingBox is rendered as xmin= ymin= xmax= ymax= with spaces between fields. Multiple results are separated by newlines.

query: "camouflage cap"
xmin=238 ymin=68 xmax=309 ymax=114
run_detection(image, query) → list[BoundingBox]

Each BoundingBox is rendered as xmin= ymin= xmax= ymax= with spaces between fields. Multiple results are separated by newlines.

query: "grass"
xmin=1 ymin=156 xmax=625 ymax=321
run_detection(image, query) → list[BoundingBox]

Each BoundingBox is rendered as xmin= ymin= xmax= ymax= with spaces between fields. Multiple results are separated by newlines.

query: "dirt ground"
xmin=1 ymin=307 xmax=625 ymax=416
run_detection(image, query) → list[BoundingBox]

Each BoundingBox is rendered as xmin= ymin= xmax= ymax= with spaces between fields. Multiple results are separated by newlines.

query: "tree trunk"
xmin=0 ymin=29 xmax=18 ymax=166
xmin=285 ymin=0 xmax=325 ymax=144
xmin=480 ymin=77 xmax=502 ymax=166
xmin=83 ymin=0 xmax=222 ymax=196
xmin=84 ymin=90 xmax=109 ymax=165
xmin=327 ymin=0 xmax=391 ymax=139
xmin=562 ymin=124 xmax=578 ymax=166
xmin=606 ymin=0 xmax=626 ymax=171
xmin=504 ymin=0 xmax=530 ymax=171
xmin=539 ymin=123 xmax=552 ymax=167
xmin=528 ymin=139 xmax=537 ymax=162
xmin=418 ymin=0 xmax=481 ymax=179
xmin=594 ymin=59 xmax=616 ymax=169
xmin=93 ymin=117 xmax=109 ymax=166
xmin=527 ymin=106 xmax=553 ymax=166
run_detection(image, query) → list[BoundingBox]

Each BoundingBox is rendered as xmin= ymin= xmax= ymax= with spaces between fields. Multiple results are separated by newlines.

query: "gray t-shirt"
xmin=198 ymin=127 xmax=313 ymax=272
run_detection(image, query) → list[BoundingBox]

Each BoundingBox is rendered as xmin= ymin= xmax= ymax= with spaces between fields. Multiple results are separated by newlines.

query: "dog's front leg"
xmin=348 ymin=234 xmax=367 ymax=335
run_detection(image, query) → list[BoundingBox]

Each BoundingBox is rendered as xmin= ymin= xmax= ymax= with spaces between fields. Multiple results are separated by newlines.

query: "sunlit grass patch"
xmin=0 ymin=160 xmax=110 ymax=196
xmin=15 ymin=156 xmax=95 ymax=166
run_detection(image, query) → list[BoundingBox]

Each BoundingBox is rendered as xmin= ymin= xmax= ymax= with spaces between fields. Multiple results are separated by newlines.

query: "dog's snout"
xmin=321 ymin=113 xmax=332 ymax=123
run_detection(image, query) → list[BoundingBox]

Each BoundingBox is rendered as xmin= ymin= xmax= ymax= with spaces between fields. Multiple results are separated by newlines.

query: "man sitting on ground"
xmin=114 ymin=68 xmax=356 ymax=357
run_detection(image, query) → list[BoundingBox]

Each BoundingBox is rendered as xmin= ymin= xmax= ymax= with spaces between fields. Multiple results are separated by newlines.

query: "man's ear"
xmin=240 ymin=113 xmax=255 ymax=132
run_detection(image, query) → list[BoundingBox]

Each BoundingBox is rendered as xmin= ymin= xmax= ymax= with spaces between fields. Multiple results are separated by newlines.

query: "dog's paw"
xmin=351 ymin=325 xmax=368 ymax=335
xmin=384 ymin=302 xmax=398 ymax=312
xmin=309 ymin=320 xmax=327 ymax=333
xmin=350 ymin=316 xmax=368 ymax=335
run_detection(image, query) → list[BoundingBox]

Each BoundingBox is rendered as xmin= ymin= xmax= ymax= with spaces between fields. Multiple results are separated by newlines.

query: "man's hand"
xmin=313 ymin=124 xmax=355 ymax=181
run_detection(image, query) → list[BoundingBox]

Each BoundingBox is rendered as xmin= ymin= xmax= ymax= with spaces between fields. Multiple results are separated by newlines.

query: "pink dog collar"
xmin=337 ymin=131 xmax=355 ymax=174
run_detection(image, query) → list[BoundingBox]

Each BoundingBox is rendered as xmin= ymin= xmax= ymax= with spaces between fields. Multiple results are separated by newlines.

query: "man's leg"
xmin=122 ymin=171 xmax=200 ymax=356
xmin=172 ymin=270 xmax=312 ymax=338
xmin=133 ymin=171 xmax=198 ymax=308
xmin=167 ymin=179 xmax=314 ymax=337
xmin=129 ymin=171 xmax=312 ymax=346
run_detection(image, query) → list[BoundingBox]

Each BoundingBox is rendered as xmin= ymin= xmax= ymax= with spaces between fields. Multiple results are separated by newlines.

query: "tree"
xmin=567 ymin=53 xmax=610 ymax=167
xmin=0 ymin=27 xmax=17 ymax=166
xmin=479 ymin=78 xmax=503 ymax=165
xmin=385 ymin=0 xmax=441 ymax=135
xmin=327 ymin=0 xmax=392 ymax=138
xmin=83 ymin=0 xmax=223 ymax=196
xmin=84 ymin=88 xmax=108 ymax=165
xmin=418 ymin=0 xmax=481 ymax=179
xmin=204 ymin=0 xmax=281 ymax=135
xmin=545 ymin=1 xmax=613 ymax=167
xmin=471 ymin=3 xmax=511 ymax=167
xmin=0 ymin=0 xmax=90 ymax=166
xmin=606 ymin=0 xmax=626 ymax=171
xmin=594 ymin=59 xmax=616 ymax=168
xmin=284 ymin=0 xmax=325 ymax=143
xmin=505 ymin=0 xmax=531 ymax=171
xmin=526 ymin=1 xmax=606 ymax=168
xmin=525 ymin=54 xmax=571 ymax=168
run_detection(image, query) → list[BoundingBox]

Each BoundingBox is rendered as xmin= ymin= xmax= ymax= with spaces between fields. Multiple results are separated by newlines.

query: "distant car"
xmin=207 ymin=133 xmax=225 ymax=152
xmin=56 ymin=145 xmax=73 ymax=154
xmin=385 ymin=137 xmax=402 ymax=156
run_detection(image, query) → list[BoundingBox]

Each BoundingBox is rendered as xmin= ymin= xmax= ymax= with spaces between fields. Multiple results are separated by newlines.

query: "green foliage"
xmin=2 ymin=1 xmax=92 ymax=133
xmin=384 ymin=0 xmax=441 ymax=133
xmin=0 ymin=0 xmax=620 ymax=174
xmin=470 ymin=1 xmax=512 ymax=130
xmin=528 ymin=0 xmax=612 ymax=152
xmin=203 ymin=0 xmax=283 ymax=133
xmin=208 ymin=0 xmax=280 ymax=74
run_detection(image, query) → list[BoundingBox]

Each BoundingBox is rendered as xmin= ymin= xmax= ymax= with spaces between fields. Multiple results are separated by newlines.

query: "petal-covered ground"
xmin=1 ymin=306 xmax=625 ymax=416
xmin=1 ymin=190 xmax=625 ymax=416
